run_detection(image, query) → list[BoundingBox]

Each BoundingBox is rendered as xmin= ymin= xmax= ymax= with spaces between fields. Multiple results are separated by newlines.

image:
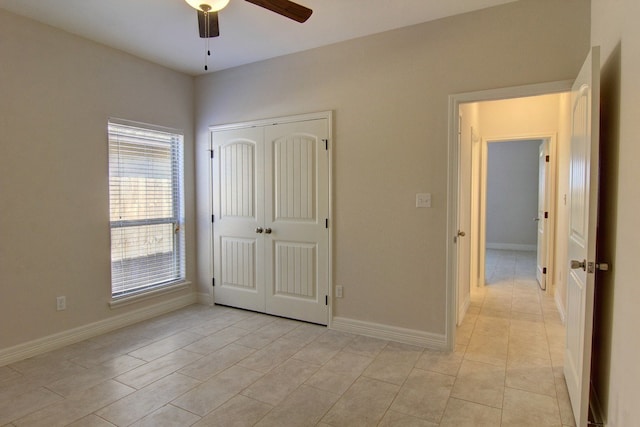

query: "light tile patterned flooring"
xmin=0 ymin=250 xmax=575 ymax=426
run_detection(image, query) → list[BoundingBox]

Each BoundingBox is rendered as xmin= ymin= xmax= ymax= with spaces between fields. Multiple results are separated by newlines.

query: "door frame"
xmin=207 ymin=110 xmax=334 ymax=325
xmin=446 ymin=81 xmax=571 ymax=350
xmin=478 ymin=134 xmax=557 ymax=291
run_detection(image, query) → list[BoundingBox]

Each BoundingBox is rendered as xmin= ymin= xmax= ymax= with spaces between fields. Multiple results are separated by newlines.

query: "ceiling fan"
xmin=184 ymin=0 xmax=313 ymax=39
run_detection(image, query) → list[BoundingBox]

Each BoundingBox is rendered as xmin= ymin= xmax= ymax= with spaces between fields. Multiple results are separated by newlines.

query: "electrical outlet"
xmin=336 ymin=285 xmax=343 ymax=298
xmin=56 ymin=296 xmax=66 ymax=311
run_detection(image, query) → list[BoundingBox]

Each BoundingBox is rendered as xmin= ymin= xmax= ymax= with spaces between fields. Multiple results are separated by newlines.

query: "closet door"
xmin=211 ymin=116 xmax=330 ymax=325
xmin=264 ymin=119 xmax=329 ymax=324
xmin=212 ymin=127 xmax=266 ymax=312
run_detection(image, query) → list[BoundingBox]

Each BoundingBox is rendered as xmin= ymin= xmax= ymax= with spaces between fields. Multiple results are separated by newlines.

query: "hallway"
xmin=454 ymin=249 xmax=575 ymax=425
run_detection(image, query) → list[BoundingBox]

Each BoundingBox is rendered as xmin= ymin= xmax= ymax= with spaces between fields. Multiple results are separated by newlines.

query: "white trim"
xmin=109 ymin=281 xmax=191 ymax=308
xmin=208 ymin=111 xmax=333 ymax=132
xmin=457 ymin=294 xmax=471 ymax=326
xmin=208 ymin=110 xmax=334 ymax=325
xmin=331 ymin=317 xmax=447 ymax=350
xmin=447 ymin=80 xmax=573 ymax=352
xmin=108 ymin=117 xmax=184 ymax=135
xmin=554 ymin=290 xmax=566 ymax=323
xmin=450 ymin=80 xmax=573 ymax=104
xmin=0 ymin=293 xmax=196 ymax=367
xmin=486 ymin=243 xmax=537 ymax=251
xmin=479 ymin=133 xmax=559 ymax=294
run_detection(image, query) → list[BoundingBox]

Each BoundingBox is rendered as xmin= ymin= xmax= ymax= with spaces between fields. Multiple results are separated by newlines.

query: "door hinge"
xmin=543 ymin=267 xmax=547 ymax=274
xmin=212 ymin=214 xmax=215 ymax=223
xmin=325 ymin=218 xmax=329 ymax=229
xmin=212 ymin=278 xmax=215 ymax=287
xmin=544 ymin=211 xmax=549 ymax=219
xmin=210 ymin=149 xmax=214 ymax=159
xmin=545 ymin=155 xmax=550 ymax=162
xmin=323 ymin=139 xmax=329 ymax=150
xmin=325 ymin=295 xmax=328 ymax=305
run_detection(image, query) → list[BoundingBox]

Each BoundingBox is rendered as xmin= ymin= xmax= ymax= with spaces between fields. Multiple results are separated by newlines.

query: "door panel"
xmin=564 ymin=46 xmax=600 ymax=427
xmin=213 ymin=127 xmax=265 ymax=312
xmin=274 ymin=135 xmax=316 ymax=221
xmin=264 ymin=120 xmax=329 ymax=324
xmin=221 ymin=237 xmax=256 ymax=290
xmin=274 ymin=241 xmax=316 ymax=298
xmin=220 ymin=142 xmax=256 ymax=218
xmin=536 ymin=141 xmax=549 ymax=290
xmin=456 ymin=114 xmax=472 ymax=325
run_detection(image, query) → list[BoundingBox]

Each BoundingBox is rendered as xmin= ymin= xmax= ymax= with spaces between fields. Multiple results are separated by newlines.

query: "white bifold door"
xmin=211 ymin=117 xmax=330 ymax=325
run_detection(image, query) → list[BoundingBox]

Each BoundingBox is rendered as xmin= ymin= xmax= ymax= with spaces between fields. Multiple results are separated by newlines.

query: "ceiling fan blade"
xmin=244 ymin=0 xmax=313 ymax=23
xmin=197 ymin=10 xmax=220 ymax=38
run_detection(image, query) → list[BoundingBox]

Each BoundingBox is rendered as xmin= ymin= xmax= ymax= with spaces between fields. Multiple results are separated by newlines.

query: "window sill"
xmin=109 ymin=281 xmax=191 ymax=309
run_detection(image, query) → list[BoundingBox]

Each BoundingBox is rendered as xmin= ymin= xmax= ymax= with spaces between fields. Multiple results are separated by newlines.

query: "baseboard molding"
xmin=554 ymin=290 xmax=566 ymax=324
xmin=457 ymin=294 xmax=471 ymax=326
xmin=330 ymin=317 xmax=447 ymax=350
xmin=486 ymin=243 xmax=537 ymax=251
xmin=0 ymin=292 xmax=196 ymax=367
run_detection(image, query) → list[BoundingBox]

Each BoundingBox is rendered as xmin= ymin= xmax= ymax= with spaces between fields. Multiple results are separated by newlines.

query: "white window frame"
xmin=108 ymin=119 xmax=186 ymax=302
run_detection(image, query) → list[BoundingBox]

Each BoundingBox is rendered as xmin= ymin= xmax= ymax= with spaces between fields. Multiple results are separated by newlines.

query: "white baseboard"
xmin=554 ymin=290 xmax=566 ymax=324
xmin=486 ymin=243 xmax=537 ymax=251
xmin=0 ymin=293 xmax=196 ymax=367
xmin=457 ymin=294 xmax=471 ymax=326
xmin=330 ymin=317 xmax=447 ymax=350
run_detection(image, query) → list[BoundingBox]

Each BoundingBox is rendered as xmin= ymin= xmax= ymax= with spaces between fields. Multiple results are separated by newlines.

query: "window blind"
xmin=108 ymin=121 xmax=185 ymax=298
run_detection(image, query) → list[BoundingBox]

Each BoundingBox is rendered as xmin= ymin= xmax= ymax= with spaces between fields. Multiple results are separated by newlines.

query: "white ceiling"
xmin=0 ymin=0 xmax=517 ymax=76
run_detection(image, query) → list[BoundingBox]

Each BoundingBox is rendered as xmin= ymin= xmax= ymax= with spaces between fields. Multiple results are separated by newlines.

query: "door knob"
xmin=457 ymin=230 xmax=466 ymax=237
xmin=256 ymin=227 xmax=264 ymax=234
xmin=533 ymin=217 xmax=540 ymax=221
xmin=264 ymin=228 xmax=272 ymax=234
xmin=570 ymin=259 xmax=586 ymax=271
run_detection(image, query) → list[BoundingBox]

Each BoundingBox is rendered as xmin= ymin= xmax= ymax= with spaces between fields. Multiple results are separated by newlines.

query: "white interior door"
xmin=212 ymin=116 xmax=330 ymax=325
xmin=536 ymin=140 xmax=549 ymax=290
xmin=264 ymin=120 xmax=329 ymax=325
xmin=212 ymin=127 xmax=265 ymax=312
xmin=456 ymin=114 xmax=472 ymax=325
xmin=564 ymin=46 xmax=600 ymax=427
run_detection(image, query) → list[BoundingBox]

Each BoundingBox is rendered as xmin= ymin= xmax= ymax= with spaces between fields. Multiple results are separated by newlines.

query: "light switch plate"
xmin=416 ymin=193 xmax=431 ymax=208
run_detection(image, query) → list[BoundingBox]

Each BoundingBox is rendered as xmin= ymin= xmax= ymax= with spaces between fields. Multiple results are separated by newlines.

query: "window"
xmin=108 ymin=120 xmax=185 ymax=298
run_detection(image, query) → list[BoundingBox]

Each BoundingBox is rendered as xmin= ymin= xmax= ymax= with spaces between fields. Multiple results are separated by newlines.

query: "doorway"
xmin=482 ymin=137 xmax=552 ymax=293
xmin=447 ymin=81 xmax=573 ymax=348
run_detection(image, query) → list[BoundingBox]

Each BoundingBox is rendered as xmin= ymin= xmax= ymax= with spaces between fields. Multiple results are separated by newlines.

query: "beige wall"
xmin=591 ymin=0 xmax=640 ymax=424
xmin=479 ymin=94 xmax=561 ymax=139
xmin=0 ymin=10 xmax=196 ymax=350
xmin=485 ymin=140 xmax=540 ymax=248
xmin=195 ymin=0 xmax=590 ymax=335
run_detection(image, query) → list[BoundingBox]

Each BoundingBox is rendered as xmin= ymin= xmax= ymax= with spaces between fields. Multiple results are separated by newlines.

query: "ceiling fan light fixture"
xmin=184 ymin=0 xmax=229 ymax=12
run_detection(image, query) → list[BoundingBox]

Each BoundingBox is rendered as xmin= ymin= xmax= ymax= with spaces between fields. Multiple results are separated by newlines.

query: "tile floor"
xmin=0 ymin=249 xmax=575 ymax=426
